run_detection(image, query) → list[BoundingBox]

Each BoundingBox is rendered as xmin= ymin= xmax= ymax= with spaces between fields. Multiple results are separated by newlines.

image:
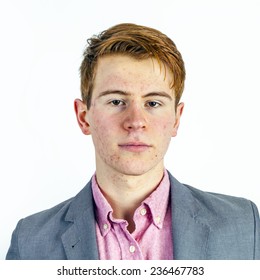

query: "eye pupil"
xmin=112 ymin=100 xmax=121 ymax=106
xmin=149 ymin=101 xmax=157 ymax=107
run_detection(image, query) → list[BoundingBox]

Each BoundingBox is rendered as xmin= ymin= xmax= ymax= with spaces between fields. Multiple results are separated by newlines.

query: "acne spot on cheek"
xmin=109 ymin=155 xmax=121 ymax=162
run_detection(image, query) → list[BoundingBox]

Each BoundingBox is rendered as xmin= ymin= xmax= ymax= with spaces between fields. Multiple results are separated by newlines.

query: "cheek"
xmin=90 ymin=113 xmax=117 ymax=147
xmin=89 ymin=108 xmax=107 ymax=133
xmin=154 ymin=117 xmax=175 ymax=136
xmin=92 ymin=122 xmax=108 ymax=144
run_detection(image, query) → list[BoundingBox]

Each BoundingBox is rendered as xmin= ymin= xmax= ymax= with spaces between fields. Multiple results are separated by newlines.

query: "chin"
xmin=115 ymin=164 xmax=157 ymax=177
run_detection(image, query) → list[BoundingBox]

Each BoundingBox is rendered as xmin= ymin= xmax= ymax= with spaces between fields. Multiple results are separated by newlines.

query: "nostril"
xmin=125 ymin=122 xmax=146 ymax=130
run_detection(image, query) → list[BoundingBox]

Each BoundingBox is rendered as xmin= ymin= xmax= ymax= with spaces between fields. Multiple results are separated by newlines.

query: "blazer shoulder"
xmin=6 ymin=181 xmax=95 ymax=259
xmin=20 ymin=196 xmax=74 ymax=228
xmin=168 ymin=172 xmax=259 ymax=226
xmin=184 ymin=184 xmax=260 ymax=259
xmin=168 ymin=173 xmax=260 ymax=259
xmin=15 ymin=180 xmax=94 ymax=229
xmin=184 ymin=183 xmax=255 ymax=215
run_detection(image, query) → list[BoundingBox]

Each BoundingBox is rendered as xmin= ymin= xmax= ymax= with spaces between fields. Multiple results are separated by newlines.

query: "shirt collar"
xmin=141 ymin=170 xmax=170 ymax=229
xmin=91 ymin=169 xmax=171 ymax=236
xmin=91 ymin=174 xmax=113 ymax=236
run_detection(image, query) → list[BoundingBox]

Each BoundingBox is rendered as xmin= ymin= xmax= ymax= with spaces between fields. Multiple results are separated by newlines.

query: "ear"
xmin=172 ymin=102 xmax=184 ymax=137
xmin=74 ymin=98 xmax=91 ymax=135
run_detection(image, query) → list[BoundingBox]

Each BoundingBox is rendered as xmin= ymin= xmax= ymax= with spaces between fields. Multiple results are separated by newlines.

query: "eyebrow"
xmin=98 ymin=90 xmax=173 ymax=100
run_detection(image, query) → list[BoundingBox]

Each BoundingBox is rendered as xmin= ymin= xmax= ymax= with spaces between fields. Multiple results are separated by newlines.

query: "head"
xmin=75 ymin=23 xmax=185 ymax=178
xmin=80 ymin=23 xmax=185 ymax=110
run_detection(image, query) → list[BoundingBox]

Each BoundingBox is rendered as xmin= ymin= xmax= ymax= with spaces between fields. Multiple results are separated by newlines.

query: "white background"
xmin=0 ymin=0 xmax=259 ymax=259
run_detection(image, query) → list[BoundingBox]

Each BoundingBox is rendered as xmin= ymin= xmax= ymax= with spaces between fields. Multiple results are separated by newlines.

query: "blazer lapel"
xmin=169 ymin=173 xmax=210 ymax=260
xmin=61 ymin=181 xmax=99 ymax=260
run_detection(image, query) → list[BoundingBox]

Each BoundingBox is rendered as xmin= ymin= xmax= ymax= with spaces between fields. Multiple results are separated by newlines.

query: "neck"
xmin=95 ymin=161 xmax=165 ymax=229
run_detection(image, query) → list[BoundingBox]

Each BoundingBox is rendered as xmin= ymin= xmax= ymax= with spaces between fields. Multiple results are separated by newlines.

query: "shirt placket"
xmin=113 ymin=221 xmax=144 ymax=260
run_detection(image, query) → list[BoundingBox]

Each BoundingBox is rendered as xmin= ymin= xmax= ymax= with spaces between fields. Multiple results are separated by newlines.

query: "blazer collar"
xmin=61 ymin=180 xmax=99 ymax=260
xmin=168 ymin=172 xmax=210 ymax=260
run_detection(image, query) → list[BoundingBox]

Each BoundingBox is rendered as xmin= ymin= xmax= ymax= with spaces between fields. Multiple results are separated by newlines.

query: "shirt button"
xmin=155 ymin=216 xmax=161 ymax=224
xmin=140 ymin=208 xmax=147 ymax=216
xmin=103 ymin=223 xmax=108 ymax=230
xmin=129 ymin=245 xmax=136 ymax=253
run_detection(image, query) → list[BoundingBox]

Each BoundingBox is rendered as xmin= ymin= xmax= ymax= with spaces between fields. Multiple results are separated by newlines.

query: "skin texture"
xmin=75 ymin=54 xmax=184 ymax=230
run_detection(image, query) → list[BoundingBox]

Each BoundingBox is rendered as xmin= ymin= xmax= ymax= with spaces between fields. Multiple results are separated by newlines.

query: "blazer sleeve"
xmin=251 ymin=202 xmax=260 ymax=259
xmin=6 ymin=219 xmax=23 ymax=260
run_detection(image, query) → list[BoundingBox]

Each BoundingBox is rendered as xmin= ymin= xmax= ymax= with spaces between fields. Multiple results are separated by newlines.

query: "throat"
xmin=112 ymin=207 xmax=137 ymax=234
xmin=127 ymin=220 xmax=136 ymax=234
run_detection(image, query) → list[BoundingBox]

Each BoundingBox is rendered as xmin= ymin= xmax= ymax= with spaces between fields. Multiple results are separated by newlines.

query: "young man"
xmin=6 ymin=23 xmax=260 ymax=260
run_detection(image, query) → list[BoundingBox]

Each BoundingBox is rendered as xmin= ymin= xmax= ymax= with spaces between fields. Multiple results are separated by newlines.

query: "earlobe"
xmin=74 ymin=99 xmax=91 ymax=135
xmin=172 ymin=102 xmax=184 ymax=137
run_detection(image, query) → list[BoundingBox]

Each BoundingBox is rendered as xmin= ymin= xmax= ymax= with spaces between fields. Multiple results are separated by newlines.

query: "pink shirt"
xmin=91 ymin=170 xmax=173 ymax=260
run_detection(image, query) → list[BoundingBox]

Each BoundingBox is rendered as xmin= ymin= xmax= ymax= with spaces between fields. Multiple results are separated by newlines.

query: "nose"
xmin=123 ymin=103 xmax=147 ymax=131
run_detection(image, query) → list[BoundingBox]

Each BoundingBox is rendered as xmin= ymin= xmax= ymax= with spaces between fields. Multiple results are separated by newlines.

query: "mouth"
xmin=118 ymin=142 xmax=152 ymax=152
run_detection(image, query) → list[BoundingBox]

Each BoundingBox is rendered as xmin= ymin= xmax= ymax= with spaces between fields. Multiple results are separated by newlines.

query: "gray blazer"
xmin=6 ymin=172 xmax=260 ymax=259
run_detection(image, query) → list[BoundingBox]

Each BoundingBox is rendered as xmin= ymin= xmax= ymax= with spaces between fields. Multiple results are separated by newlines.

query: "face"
xmin=75 ymin=55 xmax=183 ymax=177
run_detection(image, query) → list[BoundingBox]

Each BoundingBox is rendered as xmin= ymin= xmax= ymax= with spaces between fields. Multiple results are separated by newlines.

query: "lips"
xmin=118 ymin=142 xmax=152 ymax=152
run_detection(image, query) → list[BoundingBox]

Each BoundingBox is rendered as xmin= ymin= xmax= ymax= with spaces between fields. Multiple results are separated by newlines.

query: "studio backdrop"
xmin=0 ymin=0 xmax=259 ymax=259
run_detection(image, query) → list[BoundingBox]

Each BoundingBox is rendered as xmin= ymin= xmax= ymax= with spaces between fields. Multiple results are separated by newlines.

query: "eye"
xmin=146 ymin=101 xmax=161 ymax=108
xmin=110 ymin=99 xmax=125 ymax=106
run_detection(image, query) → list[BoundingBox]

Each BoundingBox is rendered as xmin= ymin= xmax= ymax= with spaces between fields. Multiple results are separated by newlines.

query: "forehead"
xmin=93 ymin=54 xmax=173 ymax=92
